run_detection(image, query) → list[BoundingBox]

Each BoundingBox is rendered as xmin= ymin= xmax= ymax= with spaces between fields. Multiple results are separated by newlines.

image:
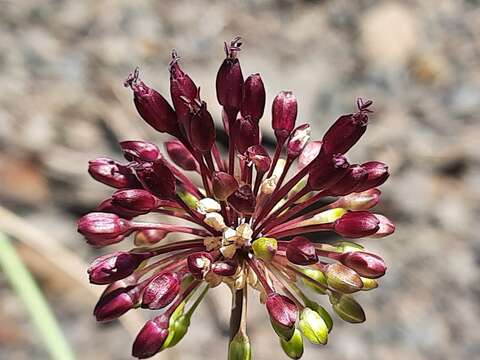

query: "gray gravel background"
xmin=1 ymin=0 xmax=479 ymax=359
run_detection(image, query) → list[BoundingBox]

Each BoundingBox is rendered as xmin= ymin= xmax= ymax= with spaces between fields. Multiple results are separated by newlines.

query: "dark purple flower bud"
xmin=88 ymin=158 xmax=140 ymax=189
xmin=328 ymin=164 xmax=368 ymax=196
xmin=216 ymin=37 xmax=244 ymax=111
xmin=142 ymin=272 xmax=181 ymax=310
xmin=94 ymin=286 xmax=138 ymax=321
xmin=134 ymin=229 xmax=168 ymax=246
xmin=189 ymin=101 xmax=216 ymax=153
xmin=334 ymin=211 xmax=380 ymax=238
xmin=272 ymin=91 xmax=297 ymax=142
xmin=164 ymin=139 xmax=199 ymax=172
xmin=241 ymin=73 xmax=265 ymax=122
xmin=246 ymin=145 xmax=271 ymax=173
xmin=97 ymin=198 xmax=143 ymax=219
xmin=298 ymin=141 xmax=322 ymax=170
xmin=169 ymin=51 xmax=198 ymax=130
xmin=308 ymin=153 xmax=350 ymax=191
xmin=339 ymin=251 xmax=387 ymax=279
xmin=227 ymin=184 xmax=256 ymax=215
xmin=233 ymin=117 xmax=260 ymax=154
xmin=287 ymin=124 xmax=311 ymax=160
xmin=354 ymin=161 xmax=389 ymax=192
xmin=132 ymin=314 xmax=170 ymax=359
xmin=77 ymin=212 xmax=132 ymax=245
xmin=286 ymin=236 xmax=318 ymax=265
xmin=88 ymin=251 xmax=149 ymax=285
xmin=369 ymin=214 xmax=395 ymax=238
xmin=212 ymin=172 xmax=239 ymax=201
xmin=112 ymin=189 xmax=160 ymax=212
xmin=211 ymin=259 xmax=238 ymax=276
xmin=266 ymin=293 xmax=298 ymax=340
xmin=187 ymin=252 xmax=213 ymax=279
xmin=320 ymin=99 xmax=372 ymax=155
xmin=336 ymin=188 xmax=381 ymax=211
xmin=119 ymin=141 xmax=160 ymax=163
xmin=135 ymin=160 xmax=176 ymax=199
xmin=125 ymin=69 xmax=180 ymax=137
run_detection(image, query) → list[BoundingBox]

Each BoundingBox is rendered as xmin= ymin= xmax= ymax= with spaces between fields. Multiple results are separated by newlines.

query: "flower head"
xmin=79 ymin=37 xmax=395 ymax=359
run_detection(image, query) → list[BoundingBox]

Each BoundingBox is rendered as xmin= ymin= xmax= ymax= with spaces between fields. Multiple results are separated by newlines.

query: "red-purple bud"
xmin=287 ymin=124 xmax=310 ymax=159
xmin=246 ymin=145 xmax=271 ymax=173
xmin=88 ymin=158 xmax=140 ymax=189
xmin=233 ymin=117 xmax=260 ymax=154
xmin=135 ymin=160 xmax=176 ymax=199
xmin=125 ymin=69 xmax=180 ymax=137
xmin=272 ymin=91 xmax=297 ymax=142
xmin=336 ymin=188 xmax=381 ymax=211
xmin=189 ymin=101 xmax=216 ymax=153
xmin=187 ymin=252 xmax=213 ymax=279
xmin=308 ymin=153 xmax=350 ymax=191
xmin=321 ymin=99 xmax=372 ymax=155
xmin=112 ymin=189 xmax=160 ymax=212
xmin=298 ymin=141 xmax=322 ymax=170
xmin=78 ymin=212 xmax=132 ymax=245
xmin=227 ymin=184 xmax=256 ymax=215
xmin=285 ymin=236 xmax=318 ymax=265
xmin=216 ymin=37 xmax=244 ymax=111
xmin=134 ymin=229 xmax=168 ymax=246
xmin=211 ymin=259 xmax=238 ymax=276
xmin=94 ymin=286 xmax=138 ymax=321
xmin=241 ymin=73 xmax=265 ymax=122
xmin=164 ymin=139 xmax=199 ymax=172
xmin=354 ymin=161 xmax=390 ymax=192
xmin=369 ymin=214 xmax=395 ymax=238
xmin=119 ymin=141 xmax=160 ymax=163
xmin=339 ymin=251 xmax=387 ymax=279
xmin=334 ymin=211 xmax=380 ymax=238
xmin=88 ymin=251 xmax=149 ymax=285
xmin=266 ymin=293 xmax=298 ymax=340
xmin=132 ymin=314 xmax=170 ymax=359
xmin=142 ymin=272 xmax=181 ymax=310
xmin=212 ymin=172 xmax=239 ymax=201
xmin=328 ymin=164 xmax=368 ymax=196
xmin=97 ymin=198 xmax=143 ymax=219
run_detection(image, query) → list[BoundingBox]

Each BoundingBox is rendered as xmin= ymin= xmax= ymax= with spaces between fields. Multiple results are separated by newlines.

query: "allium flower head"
xmin=79 ymin=37 xmax=395 ymax=359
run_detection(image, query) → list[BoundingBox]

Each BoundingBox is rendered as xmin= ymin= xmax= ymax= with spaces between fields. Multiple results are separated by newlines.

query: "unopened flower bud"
xmin=303 ymin=301 xmax=333 ymax=332
xmin=299 ymin=308 xmax=328 ymax=345
xmin=329 ymin=293 xmax=366 ymax=323
xmin=300 ymin=268 xmax=328 ymax=295
xmin=298 ymin=141 xmax=322 ymax=170
xmin=134 ymin=229 xmax=168 ymax=246
xmin=334 ymin=241 xmax=364 ymax=253
xmin=228 ymin=185 xmax=256 ymax=215
xmin=135 ymin=160 xmax=176 ymax=199
xmin=334 ymin=211 xmax=380 ymax=238
xmin=96 ymin=198 xmax=143 ymax=220
xmin=325 ymin=263 xmax=363 ymax=294
xmin=229 ymin=330 xmax=252 ymax=360
xmin=212 ymin=259 xmax=238 ymax=276
xmin=120 ymin=141 xmax=160 ymax=163
xmin=88 ymin=251 xmax=149 ymax=285
xmin=337 ymin=188 xmax=381 ymax=211
xmin=361 ymin=277 xmax=379 ymax=290
xmin=142 ymin=272 xmax=181 ymax=310
xmin=165 ymin=139 xmax=199 ymax=172
xmin=241 ymin=73 xmax=265 ymax=123
xmin=112 ymin=189 xmax=160 ymax=212
xmin=355 ymin=161 xmax=389 ymax=192
xmin=246 ymin=145 xmax=271 ymax=173
xmin=308 ymin=153 xmax=350 ymax=191
xmin=132 ymin=314 xmax=170 ymax=359
xmin=233 ymin=117 xmax=260 ymax=154
xmin=162 ymin=305 xmax=190 ymax=349
xmin=88 ymin=158 xmax=140 ymax=189
xmin=272 ymin=91 xmax=297 ymax=142
xmin=216 ymin=37 xmax=244 ymax=111
xmin=78 ymin=212 xmax=132 ymax=246
xmin=300 ymin=208 xmax=347 ymax=227
xmin=187 ymin=252 xmax=213 ymax=279
xmin=94 ymin=286 xmax=138 ymax=321
xmin=212 ymin=171 xmax=239 ymax=201
xmin=279 ymin=328 xmax=303 ymax=360
xmin=286 ymin=236 xmax=318 ymax=265
xmin=252 ymin=237 xmax=278 ymax=262
xmin=339 ymin=251 xmax=387 ymax=278
xmin=369 ymin=214 xmax=395 ymax=238
xmin=287 ymin=124 xmax=311 ymax=160
xmin=189 ymin=102 xmax=216 ymax=153
xmin=328 ymin=164 xmax=368 ymax=196
xmin=266 ymin=293 xmax=298 ymax=340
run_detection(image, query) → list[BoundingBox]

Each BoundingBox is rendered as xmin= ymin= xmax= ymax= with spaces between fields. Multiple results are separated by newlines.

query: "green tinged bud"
xmin=325 ymin=263 xmax=363 ymax=294
xmin=229 ymin=331 xmax=252 ymax=360
xmin=280 ymin=329 xmax=304 ymax=359
xmin=252 ymin=237 xmax=277 ymax=261
xmin=300 ymin=268 xmax=328 ymax=294
xmin=163 ymin=313 xmax=190 ymax=349
xmin=178 ymin=191 xmax=198 ymax=209
xmin=161 ymin=302 xmax=186 ymax=350
xmin=304 ymin=300 xmax=333 ymax=332
xmin=361 ymin=277 xmax=378 ymax=291
xmin=329 ymin=293 xmax=366 ymax=323
xmin=334 ymin=241 xmax=364 ymax=253
xmin=298 ymin=308 xmax=328 ymax=345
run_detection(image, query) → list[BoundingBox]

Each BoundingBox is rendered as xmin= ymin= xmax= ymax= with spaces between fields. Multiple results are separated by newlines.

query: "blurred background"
xmin=0 ymin=0 xmax=479 ymax=359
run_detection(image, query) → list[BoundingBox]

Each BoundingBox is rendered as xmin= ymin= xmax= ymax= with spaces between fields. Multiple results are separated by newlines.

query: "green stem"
xmin=0 ymin=233 xmax=75 ymax=360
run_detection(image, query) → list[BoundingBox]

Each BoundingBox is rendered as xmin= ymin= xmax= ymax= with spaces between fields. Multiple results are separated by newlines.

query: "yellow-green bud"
xmin=178 ymin=191 xmax=198 ymax=209
xmin=279 ymin=328 xmax=304 ymax=360
xmin=298 ymin=308 xmax=328 ymax=345
xmin=252 ymin=237 xmax=278 ymax=261
xmin=329 ymin=293 xmax=366 ymax=323
xmin=334 ymin=241 xmax=364 ymax=253
xmin=304 ymin=300 xmax=333 ymax=332
xmin=325 ymin=263 xmax=363 ymax=294
xmin=299 ymin=208 xmax=347 ymax=227
xmin=361 ymin=277 xmax=379 ymax=291
xmin=162 ymin=313 xmax=190 ymax=349
xmin=300 ymin=267 xmax=328 ymax=294
xmin=161 ymin=302 xmax=186 ymax=350
xmin=228 ymin=331 xmax=252 ymax=360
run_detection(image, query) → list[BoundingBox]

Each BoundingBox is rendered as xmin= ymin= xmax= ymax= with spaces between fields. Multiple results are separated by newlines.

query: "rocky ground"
xmin=0 ymin=0 xmax=479 ymax=359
